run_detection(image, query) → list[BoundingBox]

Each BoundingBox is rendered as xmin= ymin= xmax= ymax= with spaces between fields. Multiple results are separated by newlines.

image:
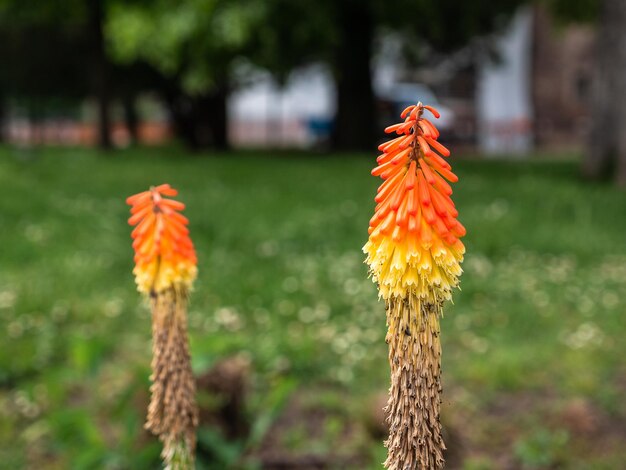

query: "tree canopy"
xmin=1 ymin=0 xmax=540 ymax=151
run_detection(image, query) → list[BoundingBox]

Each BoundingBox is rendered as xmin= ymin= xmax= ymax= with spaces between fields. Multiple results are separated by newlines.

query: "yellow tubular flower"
xmin=363 ymin=103 xmax=465 ymax=469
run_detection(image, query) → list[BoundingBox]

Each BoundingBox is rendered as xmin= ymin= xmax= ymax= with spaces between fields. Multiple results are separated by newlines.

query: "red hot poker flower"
xmin=126 ymin=184 xmax=199 ymax=469
xmin=127 ymin=184 xmax=197 ymax=295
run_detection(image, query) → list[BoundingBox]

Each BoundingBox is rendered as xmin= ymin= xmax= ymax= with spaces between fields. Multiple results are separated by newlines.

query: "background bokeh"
xmin=1 ymin=1 xmax=625 ymax=469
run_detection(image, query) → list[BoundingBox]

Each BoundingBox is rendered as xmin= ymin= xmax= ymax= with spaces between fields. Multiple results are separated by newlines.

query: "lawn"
xmin=0 ymin=146 xmax=624 ymax=469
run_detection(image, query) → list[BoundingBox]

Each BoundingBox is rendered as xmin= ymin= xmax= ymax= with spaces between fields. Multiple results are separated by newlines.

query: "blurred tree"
xmin=0 ymin=92 xmax=5 ymax=143
xmin=249 ymin=0 xmax=526 ymax=151
xmin=108 ymin=61 xmax=166 ymax=145
xmin=546 ymin=0 xmax=598 ymax=23
xmin=0 ymin=0 xmax=171 ymax=149
xmin=0 ymin=0 xmax=114 ymax=149
xmin=246 ymin=0 xmax=334 ymax=87
xmin=332 ymin=0 xmax=376 ymax=151
xmin=87 ymin=0 xmax=112 ymax=150
xmin=577 ymin=0 xmax=626 ymax=186
xmin=0 ymin=26 xmax=91 ymax=143
xmin=106 ymin=0 xmax=260 ymax=150
xmin=545 ymin=0 xmax=626 ymax=186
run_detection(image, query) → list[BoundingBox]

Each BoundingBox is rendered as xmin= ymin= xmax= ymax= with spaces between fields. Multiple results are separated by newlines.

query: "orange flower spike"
xmin=419 ymin=215 xmax=433 ymax=246
xmin=378 ymin=135 xmax=405 ymax=152
xmin=391 ymin=224 xmax=405 ymax=243
xmin=421 ymin=118 xmax=440 ymax=138
xmin=380 ymin=163 xmax=405 ymax=180
xmin=395 ymin=194 xmax=410 ymax=227
xmin=429 ymin=185 xmax=458 ymax=218
xmin=363 ymin=102 xmax=466 ymax=469
xmin=444 ymin=233 xmax=459 ymax=246
xmin=419 ymin=161 xmax=437 ymax=185
xmin=375 ymin=197 xmax=393 ymax=221
xmin=385 ymin=123 xmax=404 ymax=134
xmin=126 ymin=190 xmax=152 ymax=206
xmin=424 ymin=105 xmax=440 ymax=118
xmin=399 ymin=134 xmax=415 ymax=149
xmin=130 ymin=199 xmax=153 ymax=215
xmin=161 ymin=198 xmax=186 ymax=212
xmin=399 ymin=121 xmax=415 ymax=134
xmin=434 ymin=165 xmax=459 ymax=183
xmin=371 ymin=161 xmax=395 ymax=177
xmin=153 ymin=183 xmax=178 ymax=196
xmin=426 ymin=136 xmax=450 ymax=157
xmin=389 ymin=176 xmax=408 ymax=210
xmin=390 ymin=147 xmax=412 ymax=165
xmin=416 ymin=135 xmax=432 ymax=156
xmin=379 ymin=211 xmax=396 ymax=235
xmin=128 ymin=206 xmax=152 ymax=226
xmin=421 ymin=199 xmax=438 ymax=225
xmin=376 ymin=174 xmax=406 ymax=212
xmin=425 ymin=153 xmax=452 ymax=172
xmin=400 ymin=104 xmax=416 ymax=118
xmin=417 ymin=121 xmax=434 ymax=138
xmin=405 ymin=161 xmax=417 ymax=190
xmin=407 ymin=184 xmax=419 ymax=216
xmin=416 ymin=170 xmax=432 ymax=206
xmin=451 ymin=220 xmax=467 ymax=238
xmin=130 ymin=183 xmax=200 ymax=469
xmin=407 ymin=213 xmax=420 ymax=233
xmin=432 ymin=217 xmax=450 ymax=238
xmin=376 ymin=153 xmax=388 ymax=164
xmin=369 ymin=213 xmax=381 ymax=230
xmin=375 ymin=171 xmax=405 ymax=203
xmin=432 ymin=171 xmax=453 ymax=196
xmin=127 ymin=184 xmax=197 ymax=295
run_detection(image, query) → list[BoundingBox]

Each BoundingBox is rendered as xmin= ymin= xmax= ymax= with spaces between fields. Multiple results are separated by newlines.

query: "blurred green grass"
xmin=0 ymin=146 xmax=624 ymax=469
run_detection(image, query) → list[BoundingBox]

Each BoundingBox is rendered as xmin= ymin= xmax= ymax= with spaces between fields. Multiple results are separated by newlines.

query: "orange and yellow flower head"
xmin=127 ymin=184 xmax=197 ymax=295
xmin=363 ymin=103 xmax=465 ymax=303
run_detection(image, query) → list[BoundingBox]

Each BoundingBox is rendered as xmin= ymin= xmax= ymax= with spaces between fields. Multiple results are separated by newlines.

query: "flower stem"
xmin=384 ymin=294 xmax=445 ymax=470
xmin=146 ymin=288 xmax=198 ymax=470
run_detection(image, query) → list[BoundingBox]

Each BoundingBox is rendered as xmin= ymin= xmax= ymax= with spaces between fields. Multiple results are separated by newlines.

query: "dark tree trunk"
xmin=163 ymin=84 xmax=229 ymax=151
xmin=88 ymin=0 xmax=112 ymax=150
xmin=205 ymin=87 xmax=228 ymax=150
xmin=164 ymin=90 xmax=197 ymax=149
xmin=122 ymin=93 xmax=139 ymax=145
xmin=332 ymin=0 xmax=376 ymax=151
xmin=614 ymin=1 xmax=626 ymax=187
xmin=0 ymin=95 xmax=5 ymax=144
xmin=582 ymin=0 xmax=626 ymax=185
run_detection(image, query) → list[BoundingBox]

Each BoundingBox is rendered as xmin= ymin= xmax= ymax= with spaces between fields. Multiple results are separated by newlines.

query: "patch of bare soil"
xmin=253 ymin=388 xmax=369 ymax=469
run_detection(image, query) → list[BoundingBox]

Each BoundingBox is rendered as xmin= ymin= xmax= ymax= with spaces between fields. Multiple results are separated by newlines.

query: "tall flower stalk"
xmin=363 ymin=103 xmax=466 ymax=469
xmin=127 ymin=184 xmax=199 ymax=470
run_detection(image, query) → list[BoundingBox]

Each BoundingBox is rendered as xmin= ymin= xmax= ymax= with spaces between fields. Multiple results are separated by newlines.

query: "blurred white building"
xmin=229 ymin=6 xmax=592 ymax=154
xmin=228 ymin=64 xmax=335 ymax=148
xmin=476 ymin=7 xmax=533 ymax=155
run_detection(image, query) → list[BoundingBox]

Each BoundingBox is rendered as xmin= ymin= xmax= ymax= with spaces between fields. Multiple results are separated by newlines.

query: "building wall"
xmin=477 ymin=6 xmax=534 ymax=156
xmin=532 ymin=5 xmax=595 ymax=151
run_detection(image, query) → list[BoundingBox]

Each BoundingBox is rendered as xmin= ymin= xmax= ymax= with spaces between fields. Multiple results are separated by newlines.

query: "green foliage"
xmin=246 ymin=0 xmax=528 ymax=81
xmin=0 ymin=148 xmax=625 ymax=467
xmin=0 ymin=0 xmax=87 ymax=26
xmin=246 ymin=0 xmax=336 ymax=83
xmin=545 ymin=0 xmax=599 ymax=23
xmin=106 ymin=0 xmax=262 ymax=94
xmin=0 ymin=0 xmax=91 ymax=99
xmin=514 ymin=428 xmax=569 ymax=468
xmin=462 ymin=456 xmax=496 ymax=470
xmin=377 ymin=0 xmax=527 ymax=53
